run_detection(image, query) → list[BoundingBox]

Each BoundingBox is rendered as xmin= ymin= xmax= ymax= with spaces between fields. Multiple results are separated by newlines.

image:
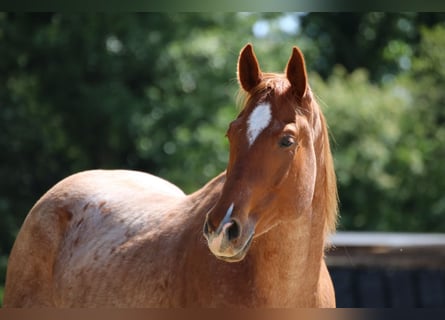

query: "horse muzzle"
xmin=203 ymin=216 xmax=255 ymax=263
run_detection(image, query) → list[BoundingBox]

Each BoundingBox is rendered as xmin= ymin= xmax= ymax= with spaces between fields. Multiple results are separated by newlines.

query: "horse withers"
xmin=4 ymin=44 xmax=338 ymax=307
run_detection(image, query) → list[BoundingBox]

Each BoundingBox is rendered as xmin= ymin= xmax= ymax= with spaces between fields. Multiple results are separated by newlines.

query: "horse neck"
xmin=187 ymin=172 xmax=226 ymax=214
xmin=247 ymin=205 xmax=328 ymax=306
xmin=182 ymin=173 xmax=226 ymax=238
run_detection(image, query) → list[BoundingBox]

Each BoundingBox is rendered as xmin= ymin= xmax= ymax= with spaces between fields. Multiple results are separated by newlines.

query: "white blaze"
xmin=247 ymin=102 xmax=272 ymax=146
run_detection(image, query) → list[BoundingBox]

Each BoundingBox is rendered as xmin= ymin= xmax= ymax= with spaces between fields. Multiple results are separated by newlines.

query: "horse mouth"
xmin=214 ymin=232 xmax=254 ymax=263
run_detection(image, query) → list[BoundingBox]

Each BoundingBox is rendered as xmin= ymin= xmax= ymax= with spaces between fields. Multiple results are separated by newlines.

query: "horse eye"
xmin=279 ymin=135 xmax=295 ymax=148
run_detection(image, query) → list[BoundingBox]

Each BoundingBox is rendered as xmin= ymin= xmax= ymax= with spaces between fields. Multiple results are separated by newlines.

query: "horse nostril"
xmin=204 ymin=218 xmax=215 ymax=236
xmin=203 ymin=219 xmax=210 ymax=236
xmin=226 ymin=220 xmax=240 ymax=241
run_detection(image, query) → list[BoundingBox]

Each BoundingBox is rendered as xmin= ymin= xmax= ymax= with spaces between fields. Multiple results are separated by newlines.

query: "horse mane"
xmin=236 ymin=73 xmax=338 ymax=237
xmin=315 ymin=101 xmax=338 ymax=236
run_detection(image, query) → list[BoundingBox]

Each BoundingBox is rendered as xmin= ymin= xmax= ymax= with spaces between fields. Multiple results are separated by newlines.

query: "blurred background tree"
xmin=1 ymin=13 xmax=445 ymax=301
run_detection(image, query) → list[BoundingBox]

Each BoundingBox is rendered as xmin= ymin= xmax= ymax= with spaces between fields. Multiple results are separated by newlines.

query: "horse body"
xmin=4 ymin=44 xmax=337 ymax=307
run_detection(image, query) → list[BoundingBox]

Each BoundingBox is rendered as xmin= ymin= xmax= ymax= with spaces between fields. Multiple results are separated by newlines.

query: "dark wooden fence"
xmin=326 ymin=232 xmax=445 ymax=307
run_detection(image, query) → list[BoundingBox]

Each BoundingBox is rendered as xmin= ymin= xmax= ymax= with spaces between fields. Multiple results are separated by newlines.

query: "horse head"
xmin=203 ymin=44 xmax=324 ymax=262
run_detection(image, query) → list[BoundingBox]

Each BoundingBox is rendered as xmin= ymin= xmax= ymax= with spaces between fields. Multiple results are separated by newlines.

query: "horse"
xmin=3 ymin=44 xmax=338 ymax=307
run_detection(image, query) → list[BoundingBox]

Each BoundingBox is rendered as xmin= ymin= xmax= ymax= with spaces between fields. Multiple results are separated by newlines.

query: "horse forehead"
xmin=246 ymin=102 xmax=272 ymax=146
xmin=245 ymin=95 xmax=295 ymax=146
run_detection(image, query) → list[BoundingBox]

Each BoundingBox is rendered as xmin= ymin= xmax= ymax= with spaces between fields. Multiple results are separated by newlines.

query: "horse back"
xmin=3 ymin=170 xmax=186 ymax=307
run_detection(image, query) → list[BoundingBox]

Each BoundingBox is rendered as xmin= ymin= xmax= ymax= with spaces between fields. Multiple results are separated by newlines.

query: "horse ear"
xmin=285 ymin=46 xmax=308 ymax=100
xmin=237 ymin=43 xmax=262 ymax=92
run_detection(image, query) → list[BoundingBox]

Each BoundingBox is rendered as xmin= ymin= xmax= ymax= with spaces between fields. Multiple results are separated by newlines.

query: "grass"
xmin=0 ymin=286 xmax=3 ymax=307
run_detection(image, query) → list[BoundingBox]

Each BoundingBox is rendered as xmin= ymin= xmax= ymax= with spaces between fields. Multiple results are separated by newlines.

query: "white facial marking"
xmin=217 ymin=203 xmax=234 ymax=234
xmin=247 ymin=102 xmax=272 ymax=146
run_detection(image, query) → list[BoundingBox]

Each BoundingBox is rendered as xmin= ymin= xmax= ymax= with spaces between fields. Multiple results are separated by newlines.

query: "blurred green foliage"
xmin=1 ymin=14 xmax=445 ymax=292
xmin=0 ymin=285 xmax=3 ymax=307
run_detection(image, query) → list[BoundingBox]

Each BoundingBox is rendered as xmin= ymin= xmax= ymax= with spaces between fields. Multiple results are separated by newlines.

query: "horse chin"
xmin=214 ymin=232 xmax=254 ymax=263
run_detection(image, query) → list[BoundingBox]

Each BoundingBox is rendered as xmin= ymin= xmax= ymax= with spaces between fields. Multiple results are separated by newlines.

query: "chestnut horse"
xmin=4 ymin=44 xmax=338 ymax=307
